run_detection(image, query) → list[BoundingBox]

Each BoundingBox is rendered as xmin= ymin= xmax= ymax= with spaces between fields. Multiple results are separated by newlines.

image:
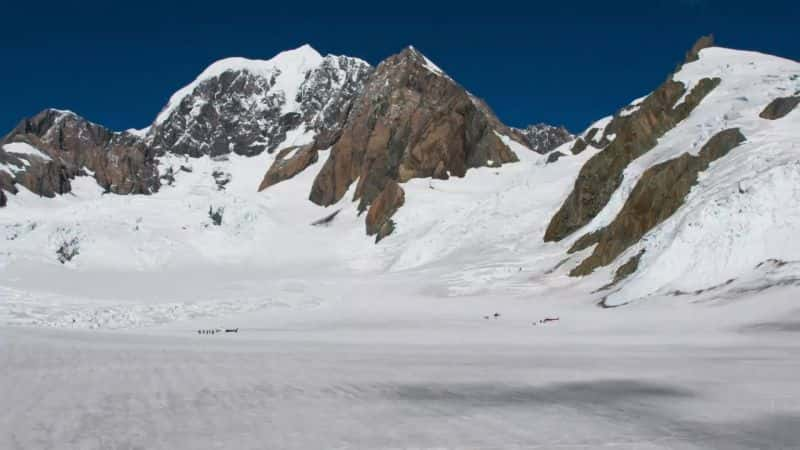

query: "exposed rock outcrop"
xmin=684 ymin=35 xmax=715 ymax=65
xmin=570 ymin=128 xmax=746 ymax=276
xmin=365 ymin=180 xmax=405 ymax=242
xmin=546 ymin=151 xmax=566 ymax=164
xmin=1 ymin=109 xmax=159 ymax=198
xmin=310 ymin=46 xmax=518 ymax=215
xmin=544 ymin=76 xmax=721 ymax=242
xmin=56 ymin=237 xmax=80 ymax=264
xmin=311 ymin=208 xmax=341 ymax=227
xmin=596 ymin=250 xmax=646 ymax=292
xmin=515 ymin=123 xmax=573 ymax=154
xmin=208 ymin=206 xmax=224 ymax=226
xmin=569 ymin=138 xmax=589 ymax=155
xmin=610 ymin=250 xmax=645 ymax=285
xmin=150 ymin=47 xmax=372 ymax=157
xmin=0 ymin=188 xmax=6 ymax=207
xmin=759 ymin=96 xmax=800 ymax=120
xmin=569 ymin=126 xmax=613 ymax=155
xmin=258 ymin=145 xmax=319 ymax=191
xmin=300 ymin=55 xmax=376 ymax=150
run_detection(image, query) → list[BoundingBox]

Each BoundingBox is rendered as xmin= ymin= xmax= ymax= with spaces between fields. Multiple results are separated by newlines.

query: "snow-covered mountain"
xmin=514 ymin=123 xmax=573 ymax=154
xmin=4 ymin=36 xmax=800 ymax=450
xmin=0 ymin=38 xmax=799 ymax=328
xmin=148 ymin=45 xmax=372 ymax=156
xmin=553 ymin=39 xmax=800 ymax=307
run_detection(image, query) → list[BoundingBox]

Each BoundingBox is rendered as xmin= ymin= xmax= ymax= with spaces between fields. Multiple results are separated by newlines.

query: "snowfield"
xmin=598 ymin=48 xmax=800 ymax=306
xmin=154 ymin=44 xmax=329 ymax=126
xmin=3 ymin=287 xmax=800 ymax=449
xmin=1 ymin=45 xmax=800 ymax=449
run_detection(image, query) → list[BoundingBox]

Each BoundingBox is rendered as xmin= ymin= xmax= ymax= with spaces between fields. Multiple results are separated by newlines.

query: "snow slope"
xmin=0 ymin=46 xmax=798 ymax=329
xmin=579 ymin=48 xmax=800 ymax=306
xmin=2 ymin=44 xmax=800 ymax=450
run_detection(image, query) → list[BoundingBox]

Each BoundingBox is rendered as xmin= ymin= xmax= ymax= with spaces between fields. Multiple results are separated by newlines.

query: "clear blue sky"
xmin=1 ymin=0 xmax=797 ymax=134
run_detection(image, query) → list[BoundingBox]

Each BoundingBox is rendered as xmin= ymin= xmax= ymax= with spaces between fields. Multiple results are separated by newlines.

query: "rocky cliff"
xmin=307 ymin=46 xmax=519 ymax=230
xmin=1 ymin=109 xmax=159 ymax=198
xmin=2 ymin=39 xmax=799 ymax=308
xmin=148 ymin=46 xmax=372 ymax=157
xmin=544 ymin=36 xmax=719 ymax=243
xmin=514 ymin=123 xmax=573 ymax=154
xmin=537 ymin=35 xmax=800 ymax=307
xmin=570 ymin=128 xmax=746 ymax=277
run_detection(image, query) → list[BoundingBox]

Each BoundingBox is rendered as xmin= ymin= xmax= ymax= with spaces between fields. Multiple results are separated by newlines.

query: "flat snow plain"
xmin=3 ymin=270 xmax=800 ymax=449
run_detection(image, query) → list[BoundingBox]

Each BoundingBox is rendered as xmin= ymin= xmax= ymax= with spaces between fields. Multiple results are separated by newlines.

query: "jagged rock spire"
xmin=684 ymin=34 xmax=715 ymax=64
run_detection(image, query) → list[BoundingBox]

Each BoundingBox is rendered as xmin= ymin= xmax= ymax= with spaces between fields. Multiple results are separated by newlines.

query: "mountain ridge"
xmin=1 ymin=38 xmax=799 ymax=309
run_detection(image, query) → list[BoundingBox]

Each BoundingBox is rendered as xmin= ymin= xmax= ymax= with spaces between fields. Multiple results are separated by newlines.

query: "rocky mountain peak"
xmin=1 ymin=108 xmax=159 ymax=199
xmin=153 ymin=44 xmax=324 ymax=126
xmin=541 ymin=36 xmax=800 ymax=302
xmin=514 ymin=123 xmax=573 ymax=154
xmin=148 ymin=47 xmax=371 ymax=157
xmin=684 ymin=34 xmax=715 ymax=64
xmin=304 ymin=46 xmax=519 ymax=239
xmin=395 ymin=46 xmax=448 ymax=77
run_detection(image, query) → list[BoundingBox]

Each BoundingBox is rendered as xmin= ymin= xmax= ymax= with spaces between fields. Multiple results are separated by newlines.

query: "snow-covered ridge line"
xmin=567 ymin=45 xmax=800 ymax=304
xmin=153 ymin=44 xmax=370 ymax=127
xmin=2 ymin=142 xmax=52 ymax=161
xmin=407 ymin=45 xmax=445 ymax=76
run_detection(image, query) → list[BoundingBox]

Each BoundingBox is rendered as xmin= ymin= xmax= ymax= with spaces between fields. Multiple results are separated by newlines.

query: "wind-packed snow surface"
xmin=1 ymin=46 xmax=800 ymax=449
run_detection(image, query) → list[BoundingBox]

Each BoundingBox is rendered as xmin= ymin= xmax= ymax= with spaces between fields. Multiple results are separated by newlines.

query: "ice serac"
xmin=0 ymin=109 xmax=159 ymax=199
xmin=309 ymin=45 xmax=519 ymax=216
xmin=514 ymin=123 xmax=573 ymax=154
xmin=544 ymin=37 xmax=723 ymax=243
xmin=149 ymin=45 xmax=372 ymax=157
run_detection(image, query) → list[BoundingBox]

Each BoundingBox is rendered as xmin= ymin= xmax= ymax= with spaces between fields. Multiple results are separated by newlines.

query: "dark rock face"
xmin=569 ymin=126 xmax=614 ymax=155
xmin=1 ymin=109 xmax=159 ymax=198
xmin=0 ymin=188 xmax=6 ymax=207
xmin=150 ymin=55 xmax=372 ymax=157
xmin=365 ymin=180 xmax=405 ymax=242
xmin=311 ymin=208 xmax=341 ymax=226
xmin=684 ymin=35 xmax=715 ymax=64
xmin=212 ymin=170 xmax=232 ymax=190
xmin=56 ymin=237 xmax=80 ymax=264
xmin=570 ymin=128 xmax=746 ymax=276
xmin=258 ymin=145 xmax=319 ymax=192
xmin=610 ymin=250 xmax=645 ymax=285
xmin=150 ymin=70 xmax=281 ymax=157
xmin=544 ymin=76 xmax=721 ymax=242
xmin=516 ymin=124 xmax=573 ymax=154
xmin=299 ymin=56 xmax=375 ymax=150
xmin=567 ymin=228 xmax=602 ymax=254
xmin=208 ymin=206 xmax=224 ymax=226
xmin=759 ymin=96 xmax=800 ymax=120
xmin=15 ymin=157 xmax=72 ymax=197
xmin=310 ymin=46 xmax=518 ymax=214
xmin=546 ymin=151 xmax=566 ymax=164
xmin=570 ymin=138 xmax=589 ymax=155
xmin=597 ymin=250 xmax=646 ymax=292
